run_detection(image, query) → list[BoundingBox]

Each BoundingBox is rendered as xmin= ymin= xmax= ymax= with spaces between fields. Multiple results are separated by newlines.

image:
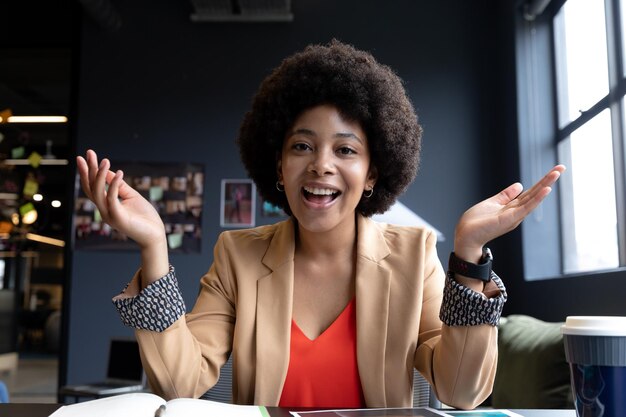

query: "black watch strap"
xmin=448 ymin=248 xmax=493 ymax=282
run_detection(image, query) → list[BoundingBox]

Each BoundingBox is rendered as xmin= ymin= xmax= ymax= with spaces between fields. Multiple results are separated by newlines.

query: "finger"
xmin=76 ymin=156 xmax=93 ymax=199
xmin=498 ymin=168 xmax=562 ymax=228
xmin=499 ymin=185 xmax=553 ymax=234
xmin=91 ymin=158 xmax=112 ymax=219
xmin=85 ymin=149 xmax=100 ymax=188
xmin=544 ymin=165 xmax=565 ymax=188
xmin=535 ymin=164 xmax=565 ymax=187
xmin=114 ymin=172 xmax=142 ymax=200
xmin=492 ymin=182 xmax=524 ymax=205
xmin=516 ymin=186 xmax=552 ymax=217
xmin=516 ymin=166 xmax=563 ymax=205
xmin=106 ymin=170 xmax=124 ymax=221
xmin=511 ymin=192 xmax=552 ymax=235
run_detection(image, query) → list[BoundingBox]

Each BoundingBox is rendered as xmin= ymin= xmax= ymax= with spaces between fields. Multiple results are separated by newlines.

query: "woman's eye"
xmin=293 ymin=143 xmax=311 ymax=151
xmin=338 ymin=147 xmax=356 ymax=155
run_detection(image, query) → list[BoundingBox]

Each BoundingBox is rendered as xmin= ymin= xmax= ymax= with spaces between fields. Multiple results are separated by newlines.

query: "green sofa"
xmin=490 ymin=314 xmax=574 ymax=409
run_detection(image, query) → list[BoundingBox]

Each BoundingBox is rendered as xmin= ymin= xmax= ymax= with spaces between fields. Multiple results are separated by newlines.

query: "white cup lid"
xmin=561 ymin=316 xmax=626 ymax=336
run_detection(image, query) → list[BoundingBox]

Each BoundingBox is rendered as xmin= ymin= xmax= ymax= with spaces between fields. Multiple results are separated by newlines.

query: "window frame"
xmin=515 ymin=0 xmax=626 ymax=279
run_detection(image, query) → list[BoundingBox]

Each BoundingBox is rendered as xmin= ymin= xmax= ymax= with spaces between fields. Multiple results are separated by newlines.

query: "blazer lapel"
xmin=355 ymin=215 xmax=392 ymax=407
xmin=254 ymin=219 xmax=295 ymax=405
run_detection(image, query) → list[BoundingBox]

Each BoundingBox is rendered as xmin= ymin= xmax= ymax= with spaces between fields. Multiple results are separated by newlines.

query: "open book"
xmin=50 ymin=392 xmax=269 ymax=417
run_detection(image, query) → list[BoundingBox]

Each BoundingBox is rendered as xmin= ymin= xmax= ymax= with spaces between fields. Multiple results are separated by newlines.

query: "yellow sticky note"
xmin=28 ymin=151 xmax=42 ymax=168
xmin=20 ymin=202 xmax=36 ymax=217
xmin=23 ymin=177 xmax=39 ymax=197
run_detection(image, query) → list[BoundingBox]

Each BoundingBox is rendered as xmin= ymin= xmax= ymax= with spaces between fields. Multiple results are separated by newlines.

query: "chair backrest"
xmin=200 ymin=356 xmax=233 ymax=403
xmin=413 ymin=369 xmax=441 ymax=408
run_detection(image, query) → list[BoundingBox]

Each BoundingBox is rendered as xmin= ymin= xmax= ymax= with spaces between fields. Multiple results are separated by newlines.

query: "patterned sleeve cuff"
xmin=112 ymin=266 xmax=187 ymax=332
xmin=439 ymin=270 xmax=507 ymax=327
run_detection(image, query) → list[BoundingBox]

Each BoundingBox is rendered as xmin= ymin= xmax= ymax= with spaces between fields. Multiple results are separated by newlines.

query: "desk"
xmin=0 ymin=405 xmax=577 ymax=417
xmin=0 ymin=403 xmax=61 ymax=417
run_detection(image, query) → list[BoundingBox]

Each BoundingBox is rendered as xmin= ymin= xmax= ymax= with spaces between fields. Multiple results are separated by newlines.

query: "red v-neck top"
xmin=278 ymin=298 xmax=365 ymax=408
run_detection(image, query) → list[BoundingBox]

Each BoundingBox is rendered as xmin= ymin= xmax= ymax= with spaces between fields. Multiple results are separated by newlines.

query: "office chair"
xmin=200 ymin=356 xmax=233 ymax=403
xmin=413 ymin=369 xmax=441 ymax=408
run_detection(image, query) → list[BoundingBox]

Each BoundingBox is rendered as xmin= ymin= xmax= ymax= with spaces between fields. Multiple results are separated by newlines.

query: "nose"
xmin=308 ymin=148 xmax=335 ymax=176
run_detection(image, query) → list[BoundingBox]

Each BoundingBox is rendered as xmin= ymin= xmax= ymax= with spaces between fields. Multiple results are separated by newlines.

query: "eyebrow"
xmin=288 ymin=128 xmax=364 ymax=144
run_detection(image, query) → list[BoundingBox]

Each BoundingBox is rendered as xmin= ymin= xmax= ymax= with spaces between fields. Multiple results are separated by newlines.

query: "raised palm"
xmin=76 ymin=150 xmax=166 ymax=248
xmin=454 ymin=165 xmax=566 ymax=259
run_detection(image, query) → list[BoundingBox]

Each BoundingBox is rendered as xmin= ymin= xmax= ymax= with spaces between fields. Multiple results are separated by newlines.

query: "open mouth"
xmin=302 ymin=186 xmax=341 ymax=204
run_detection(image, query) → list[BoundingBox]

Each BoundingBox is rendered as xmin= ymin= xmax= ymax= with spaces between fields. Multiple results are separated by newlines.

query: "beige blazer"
xmin=134 ymin=215 xmax=497 ymax=409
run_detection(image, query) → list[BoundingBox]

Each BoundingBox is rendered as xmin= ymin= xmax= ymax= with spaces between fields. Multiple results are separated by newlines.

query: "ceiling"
xmin=190 ymin=0 xmax=293 ymax=21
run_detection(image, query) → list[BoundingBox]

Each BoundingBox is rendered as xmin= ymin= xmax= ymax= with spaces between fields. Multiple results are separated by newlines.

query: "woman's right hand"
xmin=77 ymin=150 xmax=170 ymax=284
xmin=77 ymin=149 xmax=166 ymax=248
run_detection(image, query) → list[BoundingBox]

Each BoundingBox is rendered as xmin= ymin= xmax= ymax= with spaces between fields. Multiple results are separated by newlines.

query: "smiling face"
xmin=278 ymin=105 xmax=377 ymax=235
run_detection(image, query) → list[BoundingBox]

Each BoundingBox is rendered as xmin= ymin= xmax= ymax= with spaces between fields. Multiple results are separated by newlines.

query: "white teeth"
xmin=304 ymin=186 xmax=338 ymax=196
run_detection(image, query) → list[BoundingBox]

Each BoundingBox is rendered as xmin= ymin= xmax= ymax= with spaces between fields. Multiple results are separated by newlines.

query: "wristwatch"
xmin=448 ymin=247 xmax=493 ymax=282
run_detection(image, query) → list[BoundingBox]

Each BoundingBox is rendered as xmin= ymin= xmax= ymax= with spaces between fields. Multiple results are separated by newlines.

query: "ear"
xmin=366 ymin=166 xmax=378 ymax=190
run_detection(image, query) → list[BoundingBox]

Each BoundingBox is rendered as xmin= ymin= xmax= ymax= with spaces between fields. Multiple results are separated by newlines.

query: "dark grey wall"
xmin=67 ymin=0 xmax=510 ymax=384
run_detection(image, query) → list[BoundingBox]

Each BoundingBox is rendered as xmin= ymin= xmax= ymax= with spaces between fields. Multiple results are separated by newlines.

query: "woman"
xmin=76 ymin=41 xmax=564 ymax=409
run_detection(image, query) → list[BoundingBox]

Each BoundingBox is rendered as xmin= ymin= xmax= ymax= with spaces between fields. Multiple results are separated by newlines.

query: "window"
xmin=516 ymin=0 xmax=626 ymax=278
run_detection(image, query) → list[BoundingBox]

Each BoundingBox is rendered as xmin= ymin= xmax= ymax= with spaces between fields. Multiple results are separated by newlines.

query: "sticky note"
xmin=19 ymin=202 xmax=35 ymax=216
xmin=11 ymin=146 xmax=25 ymax=159
xmin=28 ymin=151 xmax=42 ymax=168
xmin=23 ymin=177 xmax=39 ymax=197
xmin=168 ymin=233 xmax=183 ymax=249
xmin=150 ymin=186 xmax=163 ymax=201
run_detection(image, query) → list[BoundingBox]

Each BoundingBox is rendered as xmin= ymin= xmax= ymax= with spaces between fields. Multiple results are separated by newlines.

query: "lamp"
xmin=0 ymin=110 xmax=68 ymax=124
xmin=19 ymin=203 xmax=38 ymax=225
xmin=25 ymin=233 xmax=65 ymax=247
xmin=7 ymin=116 xmax=68 ymax=123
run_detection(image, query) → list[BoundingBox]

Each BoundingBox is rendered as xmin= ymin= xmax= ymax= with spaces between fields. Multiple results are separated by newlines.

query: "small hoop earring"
xmin=276 ymin=181 xmax=284 ymax=192
xmin=363 ymin=187 xmax=374 ymax=198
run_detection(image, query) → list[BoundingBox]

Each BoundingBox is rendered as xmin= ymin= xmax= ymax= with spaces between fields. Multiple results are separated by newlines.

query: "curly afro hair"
xmin=237 ymin=39 xmax=422 ymax=217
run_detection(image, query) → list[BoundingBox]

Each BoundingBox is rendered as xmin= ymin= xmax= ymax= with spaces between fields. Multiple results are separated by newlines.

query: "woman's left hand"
xmin=453 ymin=165 xmax=566 ymax=263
